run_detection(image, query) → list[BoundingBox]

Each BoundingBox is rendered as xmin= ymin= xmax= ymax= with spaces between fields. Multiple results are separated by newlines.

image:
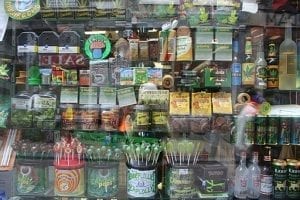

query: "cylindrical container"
xmin=255 ymin=116 xmax=267 ymax=144
xmin=272 ymin=159 xmax=287 ymax=199
xmin=100 ymin=105 xmax=120 ymax=131
xmin=287 ymin=159 xmax=300 ymax=199
xmin=54 ymin=161 xmax=85 ymax=196
xmin=127 ymin=163 xmax=157 ymax=199
xmin=133 ymin=105 xmax=150 ymax=132
xmin=150 ymin=105 xmax=168 ymax=131
xmin=278 ymin=117 xmax=291 ymax=144
xmin=291 ymin=117 xmax=300 ymax=144
xmin=78 ymin=105 xmax=99 ymax=130
xmin=60 ymin=104 xmax=77 ymax=130
xmin=16 ymin=160 xmax=48 ymax=195
xmin=267 ymin=116 xmax=279 ymax=145
xmin=165 ymin=164 xmax=195 ymax=199
xmin=87 ymin=162 xmax=119 ymax=198
xmin=244 ymin=116 xmax=255 ymax=145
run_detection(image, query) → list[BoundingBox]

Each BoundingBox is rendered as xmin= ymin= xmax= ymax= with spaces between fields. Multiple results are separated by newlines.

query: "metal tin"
xmin=291 ymin=117 xmax=300 ymax=144
xmin=244 ymin=116 xmax=255 ymax=145
xmin=267 ymin=116 xmax=279 ymax=145
xmin=256 ymin=116 xmax=267 ymax=145
xmin=278 ymin=117 xmax=291 ymax=145
xmin=272 ymin=159 xmax=287 ymax=199
xmin=287 ymin=159 xmax=300 ymax=199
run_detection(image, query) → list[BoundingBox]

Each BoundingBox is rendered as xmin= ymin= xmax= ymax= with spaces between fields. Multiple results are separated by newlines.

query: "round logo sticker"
xmin=4 ymin=0 xmax=40 ymax=20
xmin=84 ymin=34 xmax=111 ymax=60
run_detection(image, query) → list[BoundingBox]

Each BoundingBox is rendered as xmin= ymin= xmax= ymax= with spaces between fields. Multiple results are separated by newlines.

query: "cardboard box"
xmin=194 ymin=161 xmax=227 ymax=194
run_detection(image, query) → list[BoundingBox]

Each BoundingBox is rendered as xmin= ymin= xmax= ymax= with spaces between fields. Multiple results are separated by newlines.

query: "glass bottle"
xmin=255 ymin=44 xmax=268 ymax=89
xmin=279 ymin=21 xmax=297 ymax=90
xmin=247 ymin=151 xmax=261 ymax=199
xmin=260 ymin=146 xmax=273 ymax=199
xmin=242 ymin=36 xmax=255 ymax=86
xmin=234 ymin=151 xmax=248 ymax=199
xmin=232 ymin=40 xmax=242 ymax=86
xmin=266 ymin=38 xmax=279 ymax=89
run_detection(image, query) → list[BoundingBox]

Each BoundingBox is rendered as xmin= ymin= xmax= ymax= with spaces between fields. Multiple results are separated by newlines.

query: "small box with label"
xmin=194 ymin=161 xmax=227 ymax=194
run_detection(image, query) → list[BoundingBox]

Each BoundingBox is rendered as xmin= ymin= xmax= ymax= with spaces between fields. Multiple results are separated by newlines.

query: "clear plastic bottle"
xmin=234 ymin=151 xmax=248 ymax=199
xmin=247 ymin=151 xmax=261 ymax=199
xmin=279 ymin=21 xmax=297 ymax=90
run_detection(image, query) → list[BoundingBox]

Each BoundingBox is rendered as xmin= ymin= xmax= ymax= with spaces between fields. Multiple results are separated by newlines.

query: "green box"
xmin=204 ymin=68 xmax=231 ymax=87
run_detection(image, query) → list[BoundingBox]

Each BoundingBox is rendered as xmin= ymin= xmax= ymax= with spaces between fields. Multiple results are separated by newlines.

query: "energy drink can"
xmin=278 ymin=117 xmax=291 ymax=145
xmin=256 ymin=116 xmax=267 ymax=145
xmin=291 ymin=117 xmax=300 ymax=144
xmin=272 ymin=159 xmax=287 ymax=199
xmin=244 ymin=116 xmax=255 ymax=145
xmin=287 ymin=159 xmax=300 ymax=199
xmin=267 ymin=116 xmax=279 ymax=145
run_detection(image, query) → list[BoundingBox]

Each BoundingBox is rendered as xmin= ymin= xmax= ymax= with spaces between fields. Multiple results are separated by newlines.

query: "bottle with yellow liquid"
xmin=279 ymin=22 xmax=297 ymax=90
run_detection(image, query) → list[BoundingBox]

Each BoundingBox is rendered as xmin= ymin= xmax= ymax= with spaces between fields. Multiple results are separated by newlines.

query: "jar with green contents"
xmin=133 ymin=104 xmax=150 ymax=132
xmin=151 ymin=105 xmax=168 ymax=131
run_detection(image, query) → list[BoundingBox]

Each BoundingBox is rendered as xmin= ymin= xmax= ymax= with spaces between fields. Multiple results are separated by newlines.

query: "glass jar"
xmin=60 ymin=104 xmax=77 ymax=130
xmin=78 ymin=105 xmax=99 ymax=130
xmin=100 ymin=105 xmax=120 ymax=131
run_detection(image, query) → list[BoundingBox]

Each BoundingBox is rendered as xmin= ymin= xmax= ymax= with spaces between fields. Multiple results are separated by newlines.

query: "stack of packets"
xmin=168 ymin=91 xmax=232 ymax=136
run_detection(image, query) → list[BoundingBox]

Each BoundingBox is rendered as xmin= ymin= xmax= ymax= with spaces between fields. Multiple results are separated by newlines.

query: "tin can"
xmin=87 ymin=162 xmax=119 ymax=198
xmin=272 ymin=159 xmax=287 ymax=199
xmin=267 ymin=116 xmax=279 ymax=145
xmin=16 ymin=160 xmax=48 ymax=195
xmin=54 ymin=163 xmax=85 ymax=196
xmin=278 ymin=117 xmax=291 ymax=145
xmin=244 ymin=116 xmax=255 ymax=145
xmin=291 ymin=117 xmax=300 ymax=144
xmin=127 ymin=163 xmax=157 ymax=198
xmin=287 ymin=159 xmax=300 ymax=199
xmin=256 ymin=116 xmax=267 ymax=145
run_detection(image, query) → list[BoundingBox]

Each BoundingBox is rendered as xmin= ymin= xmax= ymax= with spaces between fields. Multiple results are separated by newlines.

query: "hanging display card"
xmin=120 ymin=67 xmax=134 ymax=85
xmin=117 ymin=87 xmax=137 ymax=107
xmin=169 ymin=92 xmax=190 ymax=116
xmin=89 ymin=60 xmax=109 ymax=86
xmin=99 ymin=87 xmax=117 ymax=105
xmin=212 ymin=92 xmax=232 ymax=114
xmin=60 ymin=87 xmax=78 ymax=104
xmin=59 ymin=31 xmax=80 ymax=54
xmin=133 ymin=68 xmax=148 ymax=85
xmin=191 ymin=92 xmax=212 ymax=117
xmin=79 ymin=87 xmax=98 ymax=104
xmin=38 ymin=31 xmax=59 ymax=54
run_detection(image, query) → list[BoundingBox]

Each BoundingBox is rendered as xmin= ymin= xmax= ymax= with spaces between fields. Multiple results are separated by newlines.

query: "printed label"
xmin=127 ymin=168 xmax=156 ymax=198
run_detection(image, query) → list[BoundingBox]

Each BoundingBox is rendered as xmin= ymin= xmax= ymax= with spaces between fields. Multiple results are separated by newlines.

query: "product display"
xmin=0 ymin=1 xmax=300 ymax=200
